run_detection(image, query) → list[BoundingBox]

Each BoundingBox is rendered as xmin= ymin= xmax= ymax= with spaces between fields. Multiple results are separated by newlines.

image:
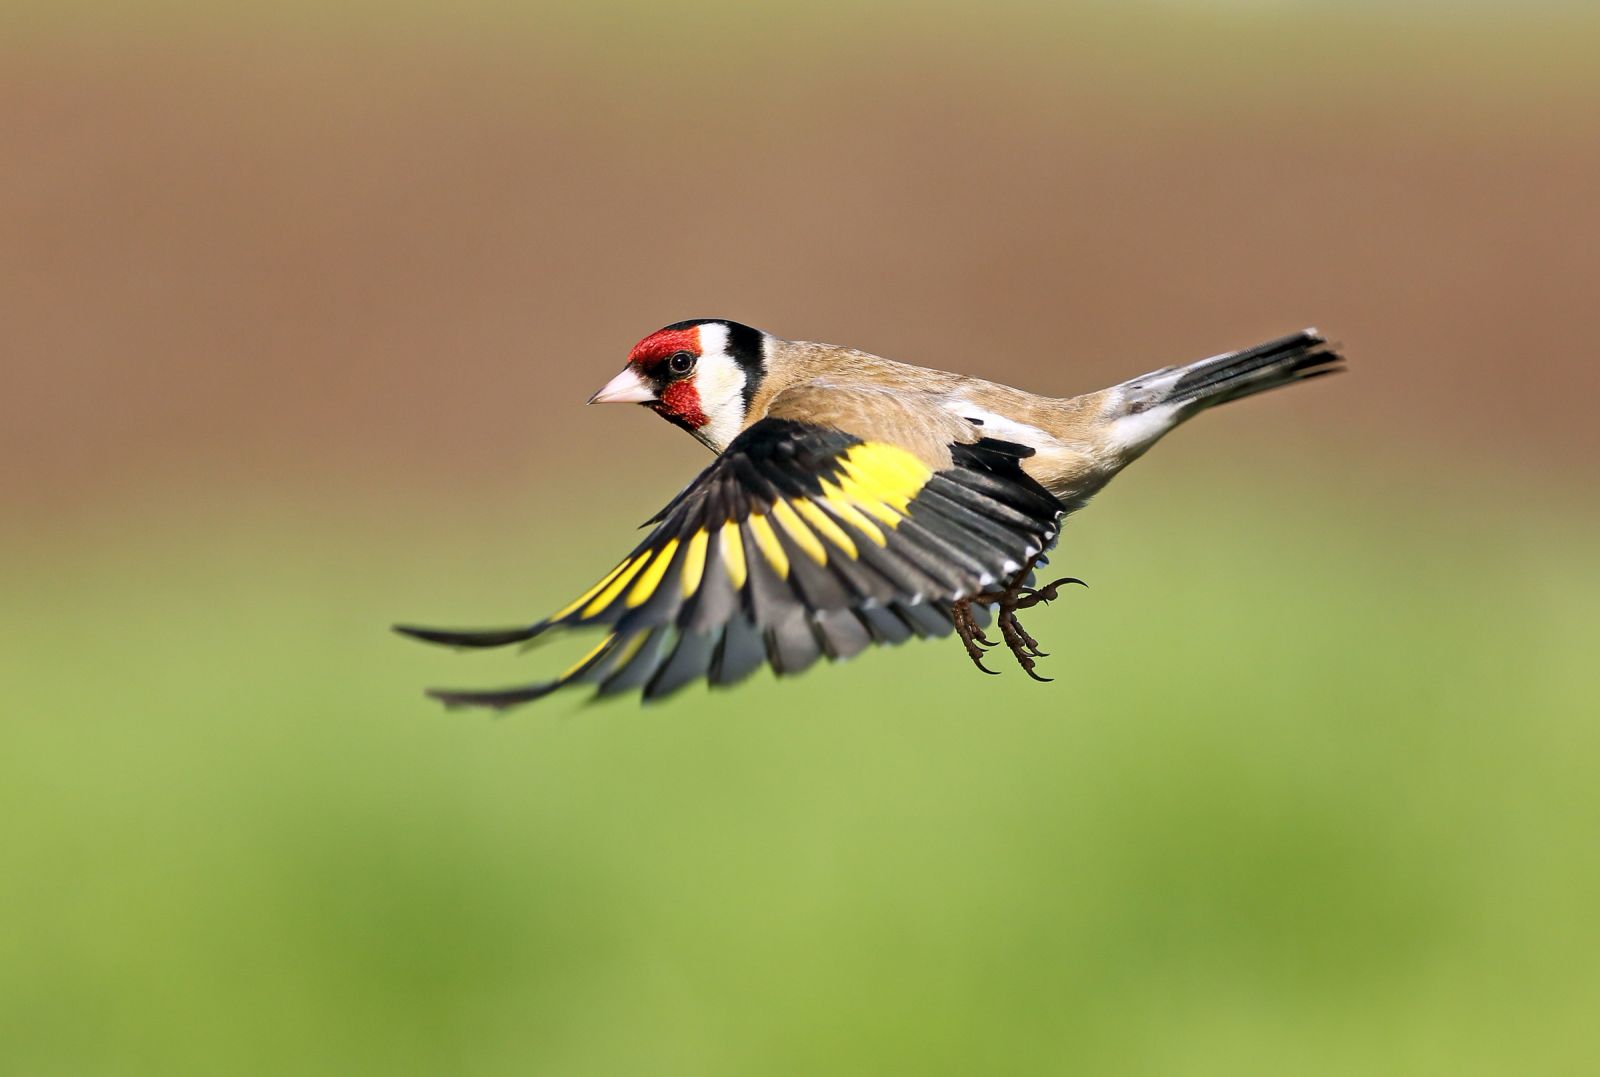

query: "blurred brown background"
xmin=7 ymin=6 xmax=1597 ymax=528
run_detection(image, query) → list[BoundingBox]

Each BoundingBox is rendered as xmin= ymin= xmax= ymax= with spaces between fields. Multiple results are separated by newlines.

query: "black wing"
xmin=396 ymin=418 xmax=1063 ymax=708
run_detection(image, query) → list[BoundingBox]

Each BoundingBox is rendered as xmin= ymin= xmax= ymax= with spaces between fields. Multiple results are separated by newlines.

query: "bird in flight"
xmin=397 ymin=320 xmax=1341 ymax=709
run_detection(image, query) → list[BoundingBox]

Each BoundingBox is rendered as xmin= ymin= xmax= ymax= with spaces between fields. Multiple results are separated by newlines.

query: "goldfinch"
xmin=397 ymin=320 xmax=1342 ymax=708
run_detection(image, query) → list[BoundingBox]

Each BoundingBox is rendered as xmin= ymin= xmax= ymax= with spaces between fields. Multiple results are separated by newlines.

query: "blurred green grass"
xmin=4 ymin=466 xmax=1596 ymax=1075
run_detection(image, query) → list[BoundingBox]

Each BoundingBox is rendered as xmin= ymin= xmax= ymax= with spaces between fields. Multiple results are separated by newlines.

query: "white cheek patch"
xmin=696 ymin=322 xmax=730 ymax=356
xmin=692 ymin=354 xmax=747 ymax=450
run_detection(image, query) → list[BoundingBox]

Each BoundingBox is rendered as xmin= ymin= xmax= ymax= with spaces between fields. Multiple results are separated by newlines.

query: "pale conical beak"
xmin=587 ymin=367 xmax=656 ymax=405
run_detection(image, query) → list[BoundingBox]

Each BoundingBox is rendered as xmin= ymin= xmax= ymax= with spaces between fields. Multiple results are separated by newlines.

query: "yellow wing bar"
xmin=543 ymin=441 xmax=934 ymax=626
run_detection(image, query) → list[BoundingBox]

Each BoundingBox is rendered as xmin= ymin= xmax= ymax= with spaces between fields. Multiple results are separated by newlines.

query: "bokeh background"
xmin=5 ymin=2 xmax=1598 ymax=1073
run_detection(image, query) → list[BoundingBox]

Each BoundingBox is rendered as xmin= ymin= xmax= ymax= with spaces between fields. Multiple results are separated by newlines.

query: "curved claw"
xmin=962 ymin=650 xmax=1001 ymax=675
xmin=965 ymin=617 xmax=999 ymax=649
xmin=1023 ymin=668 xmax=1054 ymax=683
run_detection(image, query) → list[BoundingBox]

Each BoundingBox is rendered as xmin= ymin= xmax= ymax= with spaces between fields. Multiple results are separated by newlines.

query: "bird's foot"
xmin=950 ymin=557 xmax=1087 ymax=681
xmin=1010 ymin=575 xmax=1087 ymax=612
xmin=951 ymin=597 xmax=1000 ymax=675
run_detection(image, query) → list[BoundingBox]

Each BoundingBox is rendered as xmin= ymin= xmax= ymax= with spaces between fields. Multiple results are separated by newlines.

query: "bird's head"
xmin=588 ymin=319 xmax=768 ymax=452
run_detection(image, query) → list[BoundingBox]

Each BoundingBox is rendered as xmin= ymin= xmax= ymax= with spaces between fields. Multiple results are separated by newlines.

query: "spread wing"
xmin=396 ymin=398 xmax=1064 ymax=709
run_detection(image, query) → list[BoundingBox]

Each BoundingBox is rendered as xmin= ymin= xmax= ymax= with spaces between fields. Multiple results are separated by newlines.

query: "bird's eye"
xmin=668 ymin=351 xmax=696 ymax=375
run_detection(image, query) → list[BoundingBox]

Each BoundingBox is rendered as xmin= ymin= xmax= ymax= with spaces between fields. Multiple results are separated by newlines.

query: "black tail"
xmin=1159 ymin=329 xmax=1343 ymax=412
